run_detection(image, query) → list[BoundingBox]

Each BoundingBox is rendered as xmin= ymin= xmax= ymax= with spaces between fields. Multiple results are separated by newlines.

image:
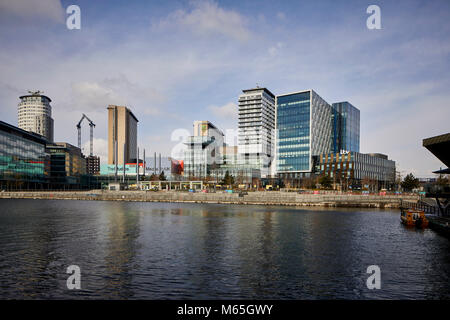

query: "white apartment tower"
xmin=238 ymin=87 xmax=276 ymax=178
xmin=18 ymin=91 xmax=54 ymax=142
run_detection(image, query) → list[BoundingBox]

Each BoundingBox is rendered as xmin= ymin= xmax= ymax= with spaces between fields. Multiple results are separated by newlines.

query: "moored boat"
xmin=400 ymin=208 xmax=429 ymax=228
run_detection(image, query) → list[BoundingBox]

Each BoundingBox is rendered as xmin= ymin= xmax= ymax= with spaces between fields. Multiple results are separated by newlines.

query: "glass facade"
xmin=183 ymin=121 xmax=224 ymax=179
xmin=276 ymin=91 xmax=311 ymax=172
xmin=46 ymin=142 xmax=87 ymax=186
xmin=0 ymin=121 xmax=48 ymax=187
xmin=331 ymin=102 xmax=360 ymax=153
xmin=276 ymin=90 xmax=332 ymax=175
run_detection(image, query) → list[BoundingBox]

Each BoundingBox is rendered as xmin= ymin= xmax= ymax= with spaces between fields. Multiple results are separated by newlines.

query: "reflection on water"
xmin=0 ymin=199 xmax=449 ymax=299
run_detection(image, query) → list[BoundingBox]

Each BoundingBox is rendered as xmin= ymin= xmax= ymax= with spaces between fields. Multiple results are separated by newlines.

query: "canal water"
xmin=0 ymin=199 xmax=449 ymax=299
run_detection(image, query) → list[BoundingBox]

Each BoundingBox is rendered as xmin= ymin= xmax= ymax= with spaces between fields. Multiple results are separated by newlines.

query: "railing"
xmin=402 ymin=200 xmax=447 ymax=216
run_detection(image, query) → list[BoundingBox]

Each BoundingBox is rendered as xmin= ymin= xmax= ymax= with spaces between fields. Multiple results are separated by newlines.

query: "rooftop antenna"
xmin=28 ymin=90 xmax=43 ymax=95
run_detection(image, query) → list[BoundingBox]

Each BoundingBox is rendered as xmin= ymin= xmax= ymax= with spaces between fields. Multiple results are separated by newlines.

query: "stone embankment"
xmin=0 ymin=191 xmax=419 ymax=208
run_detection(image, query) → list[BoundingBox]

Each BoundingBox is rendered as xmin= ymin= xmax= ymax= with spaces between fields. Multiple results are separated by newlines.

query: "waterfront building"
xmin=276 ymin=90 xmax=332 ymax=181
xmin=331 ymin=102 xmax=360 ymax=153
xmin=0 ymin=120 xmax=48 ymax=190
xmin=46 ymin=142 xmax=87 ymax=188
xmin=100 ymin=156 xmax=183 ymax=183
xmin=18 ymin=91 xmax=54 ymax=142
xmin=314 ymin=151 xmax=396 ymax=190
xmin=211 ymin=145 xmax=261 ymax=186
xmin=107 ymin=105 xmax=138 ymax=165
xmin=183 ymin=121 xmax=224 ymax=179
xmin=238 ymin=87 xmax=276 ymax=178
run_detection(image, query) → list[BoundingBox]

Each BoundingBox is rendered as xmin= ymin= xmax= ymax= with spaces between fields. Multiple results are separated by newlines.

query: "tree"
xmin=362 ymin=176 xmax=377 ymax=192
xmin=222 ymin=170 xmax=234 ymax=187
xmin=401 ymin=173 xmax=419 ymax=191
xmin=318 ymin=175 xmax=332 ymax=189
xmin=301 ymin=176 xmax=317 ymax=189
xmin=149 ymin=174 xmax=159 ymax=181
xmin=159 ymin=171 xmax=166 ymax=181
xmin=436 ymin=174 xmax=449 ymax=187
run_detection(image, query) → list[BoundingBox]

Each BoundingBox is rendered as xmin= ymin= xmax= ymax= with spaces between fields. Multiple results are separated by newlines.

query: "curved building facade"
xmin=18 ymin=91 xmax=54 ymax=142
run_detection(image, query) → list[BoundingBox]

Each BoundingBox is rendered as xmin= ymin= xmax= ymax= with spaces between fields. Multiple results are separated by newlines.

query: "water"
xmin=0 ymin=199 xmax=449 ymax=299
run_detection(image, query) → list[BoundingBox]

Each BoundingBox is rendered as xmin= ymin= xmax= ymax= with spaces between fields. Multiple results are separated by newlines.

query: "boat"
xmin=400 ymin=208 xmax=429 ymax=228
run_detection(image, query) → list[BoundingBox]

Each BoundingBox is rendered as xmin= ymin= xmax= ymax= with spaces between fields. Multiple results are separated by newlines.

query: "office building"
xmin=0 ymin=120 xmax=48 ymax=189
xmin=46 ymin=142 xmax=86 ymax=187
xmin=238 ymin=87 xmax=276 ymax=178
xmin=331 ymin=102 xmax=360 ymax=153
xmin=107 ymin=105 xmax=138 ymax=165
xmin=314 ymin=151 xmax=396 ymax=190
xmin=18 ymin=91 xmax=54 ymax=142
xmin=276 ymin=90 xmax=332 ymax=180
xmin=183 ymin=121 xmax=224 ymax=178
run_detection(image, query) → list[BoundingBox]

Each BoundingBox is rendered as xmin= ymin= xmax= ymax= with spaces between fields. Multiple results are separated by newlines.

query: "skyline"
xmin=1 ymin=0 xmax=449 ymax=177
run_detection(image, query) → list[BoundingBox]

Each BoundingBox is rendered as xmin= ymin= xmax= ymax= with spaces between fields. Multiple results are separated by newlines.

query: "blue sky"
xmin=0 ymin=0 xmax=449 ymax=177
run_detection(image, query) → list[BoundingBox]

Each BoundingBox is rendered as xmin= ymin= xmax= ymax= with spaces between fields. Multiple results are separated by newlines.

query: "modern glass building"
xmin=0 ymin=120 xmax=48 ymax=189
xmin=276 ymin=90 xmax=332 ymax=179
xmin=184 ymin=121 xmax=224 ymax=178
xmin=331 ymin=102 xmax=360 ymax=153
xmin=238 ymin=87 xmax=276 ymax=178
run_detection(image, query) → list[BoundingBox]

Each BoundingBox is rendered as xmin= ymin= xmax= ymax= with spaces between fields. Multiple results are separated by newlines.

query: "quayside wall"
xmin=0 ymin=191 xmax=420 ymax=208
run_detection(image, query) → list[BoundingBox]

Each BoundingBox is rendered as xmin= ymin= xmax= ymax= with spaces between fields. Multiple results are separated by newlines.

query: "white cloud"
xmin=268 ymin=42 xmax=283 ymax=56
xmin=0 ymin=0 xmax=64 ymax=23
xmin=155 ymin=0 xmax=251 ymax=42
xmin=82 ymin=138 xmax=108 ymax=164
xmin=71 ymin=81 xmax=126 ymax=111
xmin=208 ymin=102 xmax=237 ymax=119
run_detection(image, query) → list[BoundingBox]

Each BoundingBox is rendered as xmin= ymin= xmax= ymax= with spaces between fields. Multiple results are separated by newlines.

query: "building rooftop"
xmin=242 ymin=87 xmax=275 ymax=99
xmin=423 ymin=132 xmax=450 ymax=170
xmin=19 ymin=90 xmax=52 ymax=102
xmin=107 ymin=105 xmax=139 ymax=122
xmin=0 ymin=120 xmax=47 ymax=144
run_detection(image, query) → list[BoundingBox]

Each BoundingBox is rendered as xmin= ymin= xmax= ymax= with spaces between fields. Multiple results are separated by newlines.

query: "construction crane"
xmin=76 ymin=114 xmax=96 ymax=156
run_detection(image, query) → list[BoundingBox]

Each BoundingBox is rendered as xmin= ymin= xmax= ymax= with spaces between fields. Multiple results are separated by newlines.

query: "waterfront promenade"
xmin=0 ymin=191 xmax=419 ymax=208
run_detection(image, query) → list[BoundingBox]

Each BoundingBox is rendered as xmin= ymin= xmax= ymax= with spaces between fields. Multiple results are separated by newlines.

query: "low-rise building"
xmin=314 ymin=151 xmax=396 ymax=190
xmin=0 ymin=120 xmax=49 ymax=190
xmin=86 ymin=155 xmax=100 ymax=175
xmin=46 ymin=142 xmax=87 ymax=188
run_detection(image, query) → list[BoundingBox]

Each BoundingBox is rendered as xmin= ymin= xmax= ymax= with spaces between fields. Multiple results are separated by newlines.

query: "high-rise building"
xmin=331 ymin=102 xmax=360 ymax=153
xmin=238 ymin=87 xmax=276 ymax=178
xmin=184 ymin=120 xmax=224 ymax=178
xmin=107 ymin=105 xmax=138 ymax=165
xmin=18 ymin=91 xmax=54 ymax=142
xmin=276 ymin=89 xmax=332 ymax=180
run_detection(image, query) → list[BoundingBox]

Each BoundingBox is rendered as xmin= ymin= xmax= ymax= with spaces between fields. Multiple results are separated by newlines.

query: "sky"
xmin=0 ymin=0 xmax=449 ymax=178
